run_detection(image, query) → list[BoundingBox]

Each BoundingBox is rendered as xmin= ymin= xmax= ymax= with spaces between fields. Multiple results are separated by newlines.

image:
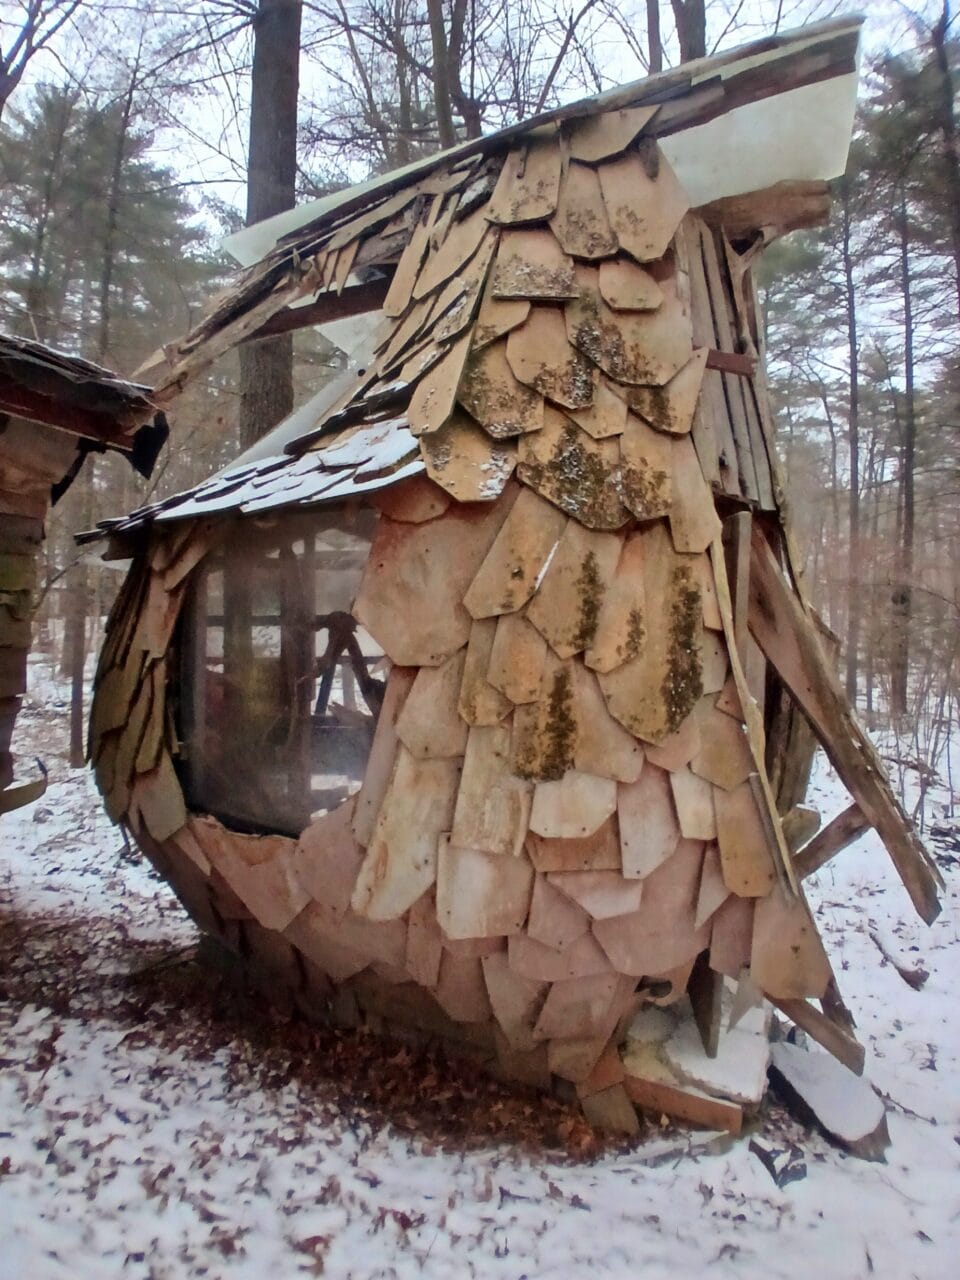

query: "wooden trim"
xmin=771 ymin=997 xmax=865 ymax=1076
xmin=239 ymin=277 xmax=392 ymax=344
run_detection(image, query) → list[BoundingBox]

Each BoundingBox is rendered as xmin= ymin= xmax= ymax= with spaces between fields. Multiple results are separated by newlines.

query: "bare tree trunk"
xmin=238 ymin=0 xmax=303 ymax=449
xmin=427 ymin=0 xmax=458 ymax=148
xmin=646 ymin=0 xmax=662 ymax=72
xmin=932 ymin=2 xmax=960 ymax=320
xmin=97 ymin=56 xmax=139 ymax=365
xmin=840 ymin=178 xmax=862 ymax=704
xmin=890 ymin=190 xmax=917 ymax=719
xmin=670 ymin=0 xmax=706 ymax=62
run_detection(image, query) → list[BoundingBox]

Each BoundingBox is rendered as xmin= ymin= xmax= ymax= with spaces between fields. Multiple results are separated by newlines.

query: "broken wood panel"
xmin=436 ymin=837 xmax=533 ymax=939
xmin=751 ymin=881 xmax=832 ymax=1001
xmin=131 ymin=750 xmax=186 ymax=844
xmin=413 ymin=204 xmax=492 ymax=298
xmin=565 ymin=265 xmax=692 ymax=386
xmin=458 ymin=617 xmax=513 ymax=725
xmin=451 ymin=723 xmax=532 ymax=857
xmin=473 ymin=282 xmax=531 ymax=350
xmin=567 ymin=375 xmax=628 ymax=440
xmin=622 ymin=1072 xmax=742 ymax=1134
xmin=517 ymin=407 xmax=628 ymax=531
xmin=418 ymin=409 xmax=517 ymax=504
xmin=694 ymin=842 xmax=729 ymax=927
xmin=548 ymin=868 xmax=644 ymax=920
xmin=550 ymin=161 xmax=619 ymax=259
xmin=598 ymin=257 xmax=663 ymax=311
xmin=463 ymin=486 xmax=566 ymax=618
xmin=294 ymin=797 xmax=366 ymax=919
xmin=505 ymin=306 xmax=595 ymax=409
xmin=351 ymin=748 xmax=460 ymax=921
xmin=458 ymin=337 xmax=545 ymax=438
xmin=381 ymin=195 xmax=441 ymax=317
xmin=618 ymin=413 xmax=673 ymax=521
xmin=597 ymin=143 xmax=689 ymax=263
xmin=714 ymin=778 xmax=777 ymax=897
xmin=432 ymin=234 xmax=499 ymax=344
xmin=406 ymin=329 xmax=474 ymax=436
xmin=486 ymin=134 xmax=562 ymax=224
xmin=593 ymin=838 xmax=707 ymax=975
xmin=618 ymin=760 xmax=679 ymax=880
xmin=525 ymin=520 xmax=622 ymax=659
xmin=525 ymin=816 xmax=621 ymax=873
xmin=527 ymin=874 xmax=591 ymax=952
xmin=355 ymin=498 xmax=511 ymax=665
xmin=565 ymin=104 xmax=658 ymax=163
xmin=597 ymin=523 xmax=704 ymax=743
xmin=351 ymin=665 xmax=417 ymax=847
xmin=532 ymin=971 xmax=622 ymax=1042
xmin=482 ymin=949 xmax=549 ymax=1051
xmin=666 ymin=438 xmax=720 ymax=556
xmin=396 ymin=648 xmax=469 ymax=758
xmin=584 ymin=532 xmax=645 ymax=674
xmin=529 ymin=769 xmax=618 ymax=840
xmin=487 ymin=612 xmax=548 ymax=704
xmin=708 ymin=892 xmax=754 ymax=978
xmin=748 ymin=527 xmax=941 ymax=924
xmin=491 ymin=227 xmax=578 ymax=300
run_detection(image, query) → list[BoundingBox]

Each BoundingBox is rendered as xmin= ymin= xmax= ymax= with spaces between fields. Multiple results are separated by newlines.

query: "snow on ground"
xmin=1 ymin=658 xmax=959 ymax=1280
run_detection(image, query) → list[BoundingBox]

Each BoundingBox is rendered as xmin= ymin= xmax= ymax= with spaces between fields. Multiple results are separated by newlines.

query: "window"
xmin=179 ymin=507 xmax=384 ymax=836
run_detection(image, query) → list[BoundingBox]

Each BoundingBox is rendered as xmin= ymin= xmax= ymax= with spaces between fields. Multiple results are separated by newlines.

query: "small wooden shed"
xmin=85 ymin=18 xmax=941 ymax=1132
xmin=0 ymin=334 xmax=163 ymax=811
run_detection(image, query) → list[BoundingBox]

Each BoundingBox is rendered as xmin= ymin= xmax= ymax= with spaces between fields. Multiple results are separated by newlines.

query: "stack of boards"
xmin=88 ymin=61 xmax=940 ymax=1134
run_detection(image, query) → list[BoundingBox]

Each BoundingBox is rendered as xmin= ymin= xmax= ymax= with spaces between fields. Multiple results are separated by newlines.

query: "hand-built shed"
xmin=0 ymin=335 xmax=164 ymax=812
xmin=83 ymin=17 xmax=942 ymax=1134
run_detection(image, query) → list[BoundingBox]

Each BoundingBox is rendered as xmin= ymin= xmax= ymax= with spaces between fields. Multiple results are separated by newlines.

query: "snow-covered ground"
xmin=1 ymin=658 xmax=958 ymax=1280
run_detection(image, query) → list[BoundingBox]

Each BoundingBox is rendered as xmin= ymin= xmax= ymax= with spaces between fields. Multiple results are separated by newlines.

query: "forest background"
xmin=1 ymin=0 xmax=957 ymax=810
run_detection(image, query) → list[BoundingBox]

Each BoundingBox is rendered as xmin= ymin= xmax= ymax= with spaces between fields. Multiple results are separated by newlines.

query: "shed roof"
xmin=88 ymin=15 xmax=862 ymax=541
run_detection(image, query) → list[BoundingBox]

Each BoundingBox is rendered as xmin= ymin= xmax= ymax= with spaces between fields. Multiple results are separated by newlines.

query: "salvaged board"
xmin=83 ymin=16 xmax=929 ymax=1137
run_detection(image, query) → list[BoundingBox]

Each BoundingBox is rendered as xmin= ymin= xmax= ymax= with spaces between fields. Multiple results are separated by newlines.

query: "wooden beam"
xmin=705 ymin=348 xmax=756 ymax=376
xmin=771 ymin=997 xmax=865 ymax=1076
xmin=748 ymin=526 xmax=941 ymax=924
xmin=696 ymin=180 xmax=831 ymax=240
xmin=240 ymin=277 xmax=391 ymax=344
xmin=794 ymin=801 xmax=869 ymax=880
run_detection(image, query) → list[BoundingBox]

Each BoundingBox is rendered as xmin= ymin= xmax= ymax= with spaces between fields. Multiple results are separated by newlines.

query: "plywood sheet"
xmin=584 ymin=532 xmax=645 ymax=674
xmin=463 ymin=486 xmax=566 ymax=618
xmin=565 ymin=265 xmax=692 ymax=386
xmin=598 ymin=258 xmax=663 ymax=312
xmin=372 ymin=474 xmax=451 ymax=523
xmin=405 ymin=329 xmax=473 ymax=436
xmin=571 ymin=663 xmax=644 ymax=784
xmin=527 ymin=873 xmax=591 ymax=952
xmin=566 ymin=104 xmax=658 ymax=163
xmin=517 ymin=405 xmax=628 ymax=530
xmin=597 ymin=145 xmax=689 ymax=263
xmin=351 ymin=665 xmax=417 ymax=847
xmin=419 ymin=408 xmax=517 ymax=502
xmin=487 ymin=612 xmax=548 ymax=704
xmin=623 ymin=347 xmax=708 ymax=435
xmin=669 ymin=765 xmax=717 ymax=841
xmin=550 ymin=160 xmax=618 ymax=259
xmin=507 ymin=930 xmax=612 ymax=982
xmin=414 ymin=203 xmax=492 ymax=298
xmin=396 ymin=648 xmax=469 ymax=758
xmin=533 ymin=972 xmax=622 ymax=1041
xmin=474 ymin=278 xmax=531 ymax=350
xmin=434 ymin=951 xmax=493 ymax=1023
xmin=618 ymin=762 xmax=679 ymax=879
xmin=505 ymin=306 xmax=595 ymax=409
xmin=451 ymin=723 xmax=532 ymax=857
xmin=668 ymin=435 xmax=722 ymax=554
xmin=708 ymin=892 xmax=754 ymax=978
xmin=492 ymin=227 xmax=577 ymax=300
xmin=597 ymin=523 xmax=704 ymax=743
xmin=482 ymin=949 xmax=549 ymax=1051
xmin=133 ymin=751 xmax=186 ymax=843
xmin=382 ymin=197 xmax=439 ymax=317
xmin=525 ymin=520 xmax=622 ymax=659
xmin=406 ymin=892 xmax=444 ymax=987
xmin=694 ymin=842 xmax=729 ymax=927
xmin=529 ymin=769 xmax=618 ymax=839
xmin=436 ymin=837 xmax=533 ymax=939
xmin=486 ymin=134 xmax=562 ymax=224
xmin=458 ymin=338 xmax=545 ymax=438
xmin=568 ymin=375 xmax=628 ymax=440
xmin=644 ymin=710 xmax=700 ymax=771
xmin=294 ymin=796 xmax=365 ymax=918
xmin=510 ymin=656 xmax=576 ymax=782
xmin=618 ymin=412 xmax=672 ymax=521
xmin=354 ymin=499 xmax=510 ymax=665
xmin=351 ymin=747 xmax=460 ymax=920
xmin=458 ymin=617 xmax=513 ymax=725
xmin=714 ymin=778 xmax=777 ymax=898
xmin=700 ymin=630 xmax=728 ymax=694
xmin=432 ymin=233 xmax=498 ymax=342
xmin=549 ymin=869 xmax=644 ymax=920
xmin=751 ymin=881 xmax=831 ymax=1000
xmin=690 ymin=697 xmax=753 ymax=790
xmin=525 ymin=815 xmax=621 ymax=873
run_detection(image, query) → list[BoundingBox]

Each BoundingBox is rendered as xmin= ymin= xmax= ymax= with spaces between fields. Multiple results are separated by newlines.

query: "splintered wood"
xmin=88 ymin=23 xmax=932 ymax=1139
